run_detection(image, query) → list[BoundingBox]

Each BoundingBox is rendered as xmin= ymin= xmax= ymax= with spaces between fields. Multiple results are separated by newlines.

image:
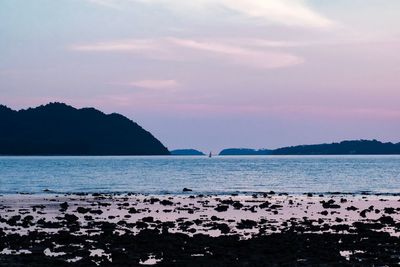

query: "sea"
xmin=0 ymin=155 xmax=399 ymax=195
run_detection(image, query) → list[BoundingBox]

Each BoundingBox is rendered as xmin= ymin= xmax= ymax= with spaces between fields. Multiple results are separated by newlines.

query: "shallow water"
xmin=0 ymin=155 xmax=399 ymax=194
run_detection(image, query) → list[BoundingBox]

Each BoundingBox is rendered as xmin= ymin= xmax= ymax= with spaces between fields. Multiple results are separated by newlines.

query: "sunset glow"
xmin=1 ymin=0 xmax=400 ymax=151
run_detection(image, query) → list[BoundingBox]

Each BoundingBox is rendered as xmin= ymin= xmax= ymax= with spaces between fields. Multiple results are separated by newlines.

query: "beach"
xmin=1 ymin=193 xmax=399 ymax=266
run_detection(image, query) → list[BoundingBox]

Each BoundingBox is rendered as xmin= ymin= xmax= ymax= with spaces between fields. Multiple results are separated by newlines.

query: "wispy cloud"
xmin=217 ymin=0 xmax=333 ymax=28
xmin=128 ymin=79 xmax=180 ymax=90
xmin=86 ymin=0 xmax=333 ymax=28
xmin=86 ymin=0 xmax=122 ymax=9
xmin=170 ymin=38 xmax=303 ymax=68
xmin=70 ymin=40 xmax=157 ymax=52
xmin=70 ymin=38 xmax=303 ymax=69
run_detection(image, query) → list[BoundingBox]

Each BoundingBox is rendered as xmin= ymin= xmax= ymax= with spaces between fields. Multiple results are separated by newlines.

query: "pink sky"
xmin=1 ymin=0 xmax=400 ymax=151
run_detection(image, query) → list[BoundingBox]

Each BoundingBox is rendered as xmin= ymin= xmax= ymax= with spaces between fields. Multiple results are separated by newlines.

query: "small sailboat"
xmin=209 ymin=152 xmax=212 ymax=158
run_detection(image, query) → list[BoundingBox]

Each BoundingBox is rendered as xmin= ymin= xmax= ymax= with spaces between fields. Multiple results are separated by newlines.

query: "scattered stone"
xmin=64 ymin=214 xmax=79 ymax=223
xmin=384 ymin=207 xmax=396 ymax=214
xmin=142 ymin=217 xmax=154 ymax=223
xmin=160 ymin=200 xmax=173 ymax=206
xmin=59 ymin=202 xmax=69 ymax=211
xmin=259 ymin=201 xmax=270 ymax=209
xmin=321 ymin=200 xmax=341 ymax=209
xmin=76 ymin=207 xmax=91 ymax=214
xmin=237 ymin=219 xmax=257 ymax=229
xmin=128 ymin=207 xmax=138 ymax=214
xmin=360 ymin=209 xmax=369 ymax=218
xmin=214 ymin=205 xmax=229 ymax=212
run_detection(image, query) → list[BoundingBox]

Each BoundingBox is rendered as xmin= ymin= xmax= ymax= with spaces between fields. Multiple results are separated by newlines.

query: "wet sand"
xmin=1 ymin=193 xmax=400 ymax=266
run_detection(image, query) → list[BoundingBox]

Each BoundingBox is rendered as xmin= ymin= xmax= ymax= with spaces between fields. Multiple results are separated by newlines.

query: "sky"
xmin=1 ymin=0 xmax=400 ymax=152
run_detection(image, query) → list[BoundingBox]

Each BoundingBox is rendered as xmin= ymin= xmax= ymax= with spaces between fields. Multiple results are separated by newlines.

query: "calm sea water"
xmin=0 ymin=156 xmax=400 ymax=195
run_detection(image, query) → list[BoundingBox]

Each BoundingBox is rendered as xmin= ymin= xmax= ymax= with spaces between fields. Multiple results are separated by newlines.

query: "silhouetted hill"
xmin=171 ymin=149 xmax=205 ymax=156
xmin=219 ymin=148 xmax=272 ymax=156
xmin=0 ymin=103 xmax=170 ymax=155
xmin=219 ymin=140 xmax=400 ymax=156
xmin=272 ymin=140 xmax=400 ymax=155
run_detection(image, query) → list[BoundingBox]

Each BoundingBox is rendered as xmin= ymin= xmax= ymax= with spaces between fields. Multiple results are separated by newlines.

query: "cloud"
xmin=218 ymin=0 xmax=333 ymax=28
xmin=86 ymin=0 xmax=333 ymax=28
xmin=69 ymin=39 xmax=158 ymax=52
xmin=169 ymin=38 xmax=303 ymax=68
xmin=128 ymin=79 xmax=179 ymax=90
xmin=70 ymin=38 xmax=303 ymax=69
xmin=86 ymin=0 xmax=122 ymax=9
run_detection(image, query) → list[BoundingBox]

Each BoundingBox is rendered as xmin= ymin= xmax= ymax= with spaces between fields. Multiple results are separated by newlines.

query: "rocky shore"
xmin=1 ymin=193 xmax=399 ymax=266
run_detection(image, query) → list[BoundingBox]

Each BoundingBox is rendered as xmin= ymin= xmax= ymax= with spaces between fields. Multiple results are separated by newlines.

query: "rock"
xmin=214 ymin=205 xmax=229 ymax=212
xmin=384 ymin=207 xmax=396 ymax=214
xmin=142 ymin=217 xmax=154 ymax=223
xmin=160 ymin=200 xmax=173 ymax=206
xmin=269 ymin=204 xmax=283 ymax=210
xmin=149 ymin=198 xmax=160 ymax=204
xmin=360 ymin=209 xmax=369 ymax=218
xmin=84 ymin=215 xmax=93 ymax=221
xmin=89 ymin=209 xmax=103 ymax=215
xmin=59 ymin=202 xmax=69 ymax=211
xmin=232 ymin=201 xmax=244 ymax=209
xmin=136 ymin=221 xmax=148 ymax=229
xmin=237 ymin=219 xmax=257 ymax=229
xmin=248 ymin=206 xmax=257 ymax=213
xmin=221 ymin=199 xmax=234 ymax=205
xmin=259 ymin=201 xmax=270 ymax=209
xmin=128 ymin=207 xmax=138 ymax=214
xmin=23 ymin=215 xmax=34 ymax=222
xmin=215 ymin=223 xmax=230 ymax=234
xmin=76 ymin=207 xmax=91 ymax=214
xmin=335 ymin=217 xmax=343 ymax=223
xmin=7 ymin=215 xmax=21 ymax=226
xmin=321 ymin=200 xmax=341 ymax=209
xmin=331 ymin=224 xmax=349 ymax=232
xmin=64 ymin=214 xmax=79 ymax=223
xmin=378 ymin=216 xmax=395 ymax=225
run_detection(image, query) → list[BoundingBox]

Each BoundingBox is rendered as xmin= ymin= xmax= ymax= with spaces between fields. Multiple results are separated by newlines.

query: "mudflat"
xmin=1 ymin=193 xmax=399 ymax=266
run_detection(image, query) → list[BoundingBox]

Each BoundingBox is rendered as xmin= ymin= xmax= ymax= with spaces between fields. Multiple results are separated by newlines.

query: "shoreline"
xmin=2 ymin=190 xmax=400 ymax=197
xmin=1 ymin=193 xmax=399 ymax=266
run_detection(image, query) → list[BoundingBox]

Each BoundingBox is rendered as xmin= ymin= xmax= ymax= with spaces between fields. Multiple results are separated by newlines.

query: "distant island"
xmin=2 ymin=103 xmax=399 ymax=157
xmin=272 ymin=140 xmax=400 ymax=155
xmin=170 ymin=149 xmax=205 ymax=156
xmin=219 ymin=140 xmax=400 ymax=155
xmin=0 ymin=103 xmax=170 ymax=155
xmin=219 ymin=148 xmax=272 ymax=155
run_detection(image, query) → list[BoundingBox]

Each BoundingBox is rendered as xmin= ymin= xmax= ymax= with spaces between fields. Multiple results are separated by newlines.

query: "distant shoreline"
xmin=2 ymin=191 xmax=400 ymax=197
xmin=219 ymin=140 xmax=400 ymax=155
xmin=1 ymin=153 xmax=400 ymax=156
